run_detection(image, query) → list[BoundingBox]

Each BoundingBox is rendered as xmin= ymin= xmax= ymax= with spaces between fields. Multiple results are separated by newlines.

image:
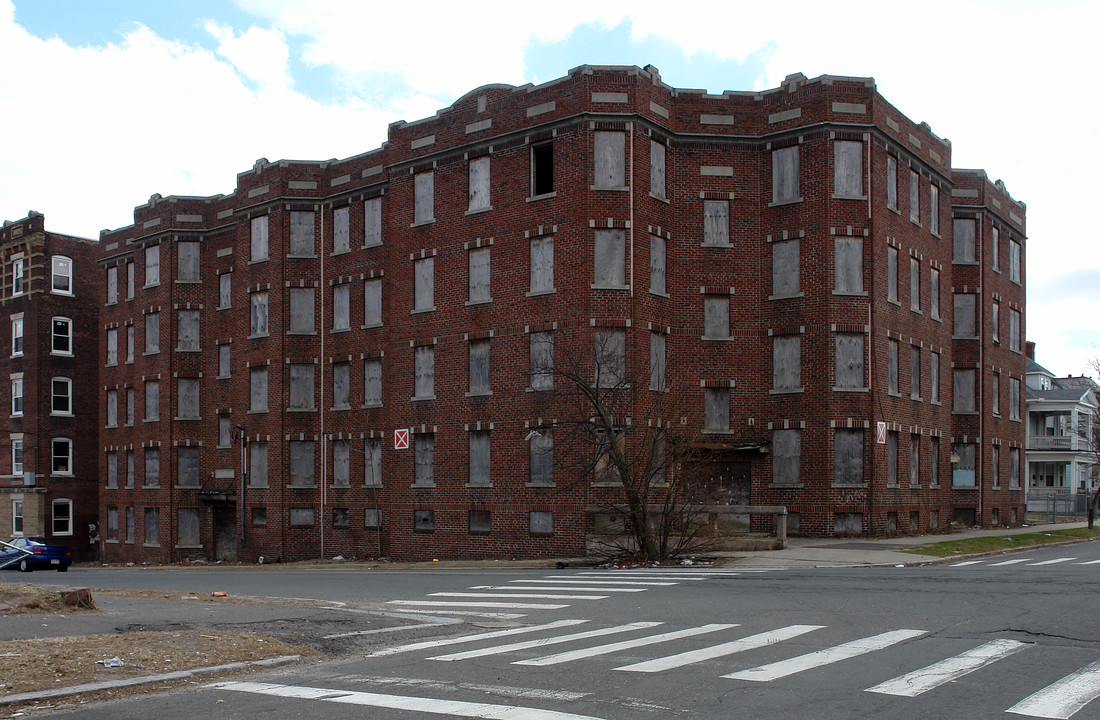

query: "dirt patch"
xmin=0 ymin=584 xmax=76 ymax=614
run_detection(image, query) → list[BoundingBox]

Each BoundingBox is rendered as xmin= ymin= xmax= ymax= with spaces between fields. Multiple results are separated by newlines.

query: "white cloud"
xmin=203 ymin=21 xmax=292 ymax=91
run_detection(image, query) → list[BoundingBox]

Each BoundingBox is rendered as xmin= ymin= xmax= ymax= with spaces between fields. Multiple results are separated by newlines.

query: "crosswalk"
xmin=949 ymin=556 xmax=1100 ymax=568
xmin=384 ymin=567 xmax=764 ymax=619
xmin=364 ymin=619 xmax=1100 ymax=718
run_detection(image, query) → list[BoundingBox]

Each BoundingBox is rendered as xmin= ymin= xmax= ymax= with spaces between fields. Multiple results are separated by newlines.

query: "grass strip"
xmin=903 ymin=527 xmax=1100 ymax=557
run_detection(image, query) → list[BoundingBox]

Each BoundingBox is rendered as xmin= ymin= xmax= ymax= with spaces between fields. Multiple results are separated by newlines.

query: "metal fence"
xmin=1026 ymin=493 xmax=1090 ymax=523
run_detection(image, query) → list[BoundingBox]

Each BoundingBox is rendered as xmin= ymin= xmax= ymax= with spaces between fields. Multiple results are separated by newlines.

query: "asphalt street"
xmin=11 ymin=538 xmax=1100 ymax=719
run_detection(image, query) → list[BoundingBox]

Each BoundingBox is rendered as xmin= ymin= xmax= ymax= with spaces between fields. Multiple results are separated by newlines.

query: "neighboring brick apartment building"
xmin=95 ymin=65 xmax=1026 ymax=563
xmin=0 ymin=212 xmax=100 ymax=561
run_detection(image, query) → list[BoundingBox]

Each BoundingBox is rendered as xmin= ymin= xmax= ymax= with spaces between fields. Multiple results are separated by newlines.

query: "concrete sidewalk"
xmin=719 ymin=521 xmax=1092 ymax=569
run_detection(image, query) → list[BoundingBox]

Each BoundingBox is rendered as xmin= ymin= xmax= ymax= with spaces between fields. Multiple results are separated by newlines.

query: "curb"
xmin=0 ymin=654 xmax=301 ymax=707
xmin=905 ymin=536 xmax=1097 ymax=567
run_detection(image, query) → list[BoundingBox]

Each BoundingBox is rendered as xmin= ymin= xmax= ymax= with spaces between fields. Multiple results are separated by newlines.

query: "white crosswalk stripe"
xmin=989 ymin=558 xmax=1034 ymax=566
xmin=516 ymin=578 xmax=678 ymax=586
xmin=570 ymin=574 xmax=704 ymax=582
xmin=865 ymin=639 xmax=1028 ymax=697
xmin=1028 ymin=558 xmax=1076 ymax=566
xmin=513 ymin=623 xmax=737 ymax=667
xmin=615 ymin=624 xmax=825 ymax=673
xmin=723 ymin=629 xmax=927 ymax=682
xmin=1007 ymin=659 xmax=1100 ymax=719
xmin=368 ymin=619 xmax=590 ymax=658
xmin=429 ymin=592 xmax=609 ymax=600
xmin=471 ymin=585 xmax=648 ymax=593
xmin=388 ymin=600 xmax=570 ymax=610
xmin=1078 ymin=559 xmax=1100 ymax=565
xmin=950 ymin=560 xmax=984 ymax=567
xmin=428 ymin=622 xmax=664 ymax=662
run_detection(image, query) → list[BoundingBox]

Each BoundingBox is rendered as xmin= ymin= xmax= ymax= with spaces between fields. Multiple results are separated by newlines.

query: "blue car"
xmin=0 ymin=537 xmax=73 ymax=572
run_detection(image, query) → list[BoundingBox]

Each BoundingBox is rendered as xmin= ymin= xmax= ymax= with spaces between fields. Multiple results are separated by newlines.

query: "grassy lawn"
xmin=903 ymin=527 xmax=1100 ymax=558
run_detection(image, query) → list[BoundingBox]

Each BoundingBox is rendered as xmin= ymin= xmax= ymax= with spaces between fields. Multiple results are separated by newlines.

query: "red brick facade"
xmin=92 ymin=65 xmax=1026 ymax=563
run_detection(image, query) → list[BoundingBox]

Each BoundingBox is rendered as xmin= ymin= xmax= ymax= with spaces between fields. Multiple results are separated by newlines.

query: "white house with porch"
xmin=1025 ymin=355 xmax=1098 ymax=507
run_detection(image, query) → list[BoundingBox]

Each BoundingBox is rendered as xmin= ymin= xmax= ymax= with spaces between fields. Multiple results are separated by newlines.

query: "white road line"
xmin=951 ymin=560 xmax=984 ymax=567
xmin=212 ymin=681 xmax=611 ymax=720
xmin=325 ymin=623 xmax=449 ymax=640
xmin=390 ymin=609 xmax=527 ymax=619
xmin=723 ymin=629 xmax=927 ymax=682
xmin=989 ymin=558 xmax=1034 ymax=566
xmin=615 ymin=624 xmax=826 ymax=673
xmin=572 ymin=574 xmax=705 ymax=582
xmin=388 ymin=600 xmax=569 ymax=610
xmin=429 ymin=592 xmax=608 ymax=600
xmin=429 ymin=622 xmax=664 ymax=662
xmin=1028 ymin=558 xmax=1076 ymax=566
xmin=514 ymin=623 xmax=738 ymax=666
xmin=367 ymin=619 xmax=589 ymax=657
xmin=1076 ymin=559 xmax=1100 ymax=565
xmin=336 ymin=675 xmax=590 ymax=701
xmin=517 ymin=578 xmax=676 ymax=586
xmin=471 ymin=585 xmax=647 ymax=593
xmin=865 ymin=639 xmax=1028 ymax=697
xmin=1007 ymin=659 xmax=1100 ymax=719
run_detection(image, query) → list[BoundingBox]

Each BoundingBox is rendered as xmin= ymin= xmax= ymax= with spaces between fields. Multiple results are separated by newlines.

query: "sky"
xmin=1 ymin=0 xmax=1097 ymax=377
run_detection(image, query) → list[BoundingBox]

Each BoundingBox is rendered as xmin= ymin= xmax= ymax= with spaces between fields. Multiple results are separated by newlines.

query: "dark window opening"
xmin=532 ymin=143 xmax=553 ymax=196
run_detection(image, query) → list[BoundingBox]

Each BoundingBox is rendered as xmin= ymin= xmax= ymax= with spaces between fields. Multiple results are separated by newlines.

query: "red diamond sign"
xmin=394 ymin=428 xmax=410 ymax=450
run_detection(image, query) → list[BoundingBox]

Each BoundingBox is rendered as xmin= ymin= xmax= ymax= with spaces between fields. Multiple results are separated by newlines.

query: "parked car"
xmin=0 ymin=537 xmax=72 ymax=572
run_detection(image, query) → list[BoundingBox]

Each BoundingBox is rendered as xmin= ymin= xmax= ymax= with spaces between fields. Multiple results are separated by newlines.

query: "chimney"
xmin=1025 ymin=341 xmax=1035 ymax=360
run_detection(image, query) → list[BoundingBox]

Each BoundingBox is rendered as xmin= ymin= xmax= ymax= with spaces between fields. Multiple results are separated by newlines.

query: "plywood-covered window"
xmin=773 ymin=429 xmax=800 ymax=486
xmin=177 ymin=241 xmax=200 ymax=282
xmin=364 ymin=279 xmax=382 ymax=326
xmin=991 ymin=302 xmax=1000 ymax=343
xmin=249 ymin=441 xmax=268 ymax=487
xmin=529 ymin=431 xmax=553 ymax=486
xmin=594 ymin=329 xmax=625 ymax=387
xmin=107 ymin=266 xmax=118 ymax=303
xmin=414 ymin=257 xmax=434 ymax=311
xmin=469 ymin=430 xmax=490 ymax=486
xmin=834 ymin=429 xmax=863 ymax=485
xmin=931 ymin=352 xmax=941 ymax=404
xmin=218 ymin=344 xmax=230 ymax=378
xmin=954 ymin=294 xmax=976 ymax=338
xmin=650 ymin=140 xmax=666 ymax=199
xmin=288 ymin=364 xmax=315 ymax=410
xmin=332 ymin=284 xmax=350 ymax=331
xmin=1010 ymin=240 xmax=1022 ymax=284
xmin=468 ymin=247 xmax=490 ymax=303
xmin=909 ymin=169 xmax=920 ymax=224
xmin=887 ymin=246 xmax=899 ymax=302
xmin=177 ymin=378 xmax=199 ymax=419
xmin=364 ymin=358 xmax=382 ymax=406
xmin=594 ymin=131 xmax=625 ymax=188
xmin=649 ymin=332 xmax=666 ymax=391
xmin=414 ymin=172 xmax=434 ymax=223
xmin=649 ymin=235 xmax=666 ymax=294
xmin=835 ymin=237 xmax=863 ymax=293
xmin=332 ymin=440 xmax=350 ymax=487
xmin=703 ymin=200 xmax=729 ymax=246
xmin=773 ymin=335 xmax=801 ymax=391
xmin=332 ymin=362 xmax=350 ymax=409
xmin=333 ymin=206 xmax=350 ymax=254
xmin=414 ymin=433 xmax=434 ymax=486
xmin=469 ymin=340 xmax=490 ymax=395
xmin=704 ymin=296 xmax=729 ymax=339
xmin=364 ymin=197 xmax=382 ymax=247
xmin=106 ymin=328 xmax=118 ymax=366
xmin=144 ymin=380 xmax=159 ymax=421
xmin=772 ymin=146 xmax=799 ymax=204
xmin=887 ymin=431 xmax=898 ymax=486
xmin=364 ymin=438 xmax=382 ymax=487
xmin=930 ymin=268 xmax=941 ymax=320
xmin=834 ymin=140 xmax=862 ymax=197
xmin=289 ymin=288 xmax=315 ymax=334
xmin=468 ymin=156 xmax=490 ymax=212
xmin=1009 ymin=308 xmax=1021 ymax=352
xmin=530 ymin=332 xmax=553 ymax=390
xmin=910 ymin=435 xmax=921 ymax=487
xmin=178 ymin=509 xmax=199 ymax=546
xmin=992 ymin=372 xmax=1000 ymax=415
xmin=530 ymin=236 xmax=554 ymax=293
xmin=952 ymin=443 xmax=976 ymax=487
xmin=888 ymin=339 xmax=899 ymax=394
xmin=1009 ymin=377 xmax=1020 ymax=420
xmin=953 ymin=369 xmax=976 ymax=413
xmin=991 ymin=227 xmax=1000 ymax=271
xmin=250 ymin=291 xmax=269 ymax=336
xmin=249 ymin=367 xmax=268 ymax=412
xmin=953 ymin=218 xmax=976 ymax=263
xmin=288 ymin=440 xmax=315 ymax=487
xmin=250 ymin=215 xmax=269 ymax=262
xmin=414 ymin=346 xmax=434 ymax=398
xmin=106 ymin=390 xmax=118 ymax=427
xmin=910 ymin=258 xmax=920 ymax=311
xmin=177 ymin=310 xmax=200 ymax=351
xmin=177 ymin=448 xmax=199 ymax=487
xmin=704 ymin=387 xmax=730 ymax=431
xmin=886 ymin=155 xmax=898 ymax=210
xmin=930 ymin=184 xmax=940 ymax=235
xmin=772 ymin=239 xmax=799 ymax=297
xmin=593 ymin=229 xmax=626 ymax=287
xmin=144 ymin=448 xmax=160 ymax=487
xmin=145 ymin=245 xmax=160 ymax=286
xmin=910 ymin=346 xmax=921 ymax=399
xmin=835 ymin=333 xmax=864 ymax=389
xmin=218 ymin=273 xmax=231 ymax=309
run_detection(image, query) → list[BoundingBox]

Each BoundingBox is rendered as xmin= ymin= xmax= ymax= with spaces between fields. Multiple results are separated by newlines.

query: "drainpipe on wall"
xmin=978 ymin=209 xmax=984 ymax=526
xmin=319 ymin=204 xmax=326 ymax=561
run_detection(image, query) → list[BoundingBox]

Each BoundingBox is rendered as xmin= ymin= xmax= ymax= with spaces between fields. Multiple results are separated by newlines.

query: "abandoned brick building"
xmin=92 ymin=65 xmax=1026 ymax=563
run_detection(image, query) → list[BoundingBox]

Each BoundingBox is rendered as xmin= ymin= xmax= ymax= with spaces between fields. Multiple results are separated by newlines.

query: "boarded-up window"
xmin=1009 ymin=309 xmax=1021 ymax=351
xmin=704 ymin=387 xmax=729 ymax=431
xmin=250 ymin=441 xmax=268 ymax=486
xmin=219 ymin=273 xmax=231 ymax=308
xmin=250 ymin=367 xmax=268 ymax=412
xmin=835 ymin=333 xmax=864 ymax=389
xmin=992 ymin=227 xmax=1000 ymax=270
xmin=106 ymin=266 xmax=119 ymax=303
xmin=772 ymin=146 xmax=799 ymax=203
xmin=952 ymin=443 xmax=976 ymax=487
xmin=953 ymin=218 xmax=976 ymax=263
xmin=834 ymin=140 xmax=862 ymax=197
xmin=912 ymin=436 xmax=924 ymax=487
xmin=177 ymin=310 xmax=199 ymax=351
xmin=364 ymin=279 xmax=382 ymax=326
xmin=145 ymin=380 xmax=159 ymax=420
xmin=773 ymin=429 xmax=800 ymax=486
xmin=834 ymin=237 xmax=863 ymax=293
xmin=414 ymin=257 xmax=434 ymax=310
xmin=289 ymin=288 xmax=315 ymax=334
xmin=594 ymin=131 xmax=625 ymax=188
xmin=145 ymin=313 xmax=160 ymax=353
xmin=364 ymin=197 xmax=382 ymax=246
xmin=704 ymin=296 xmax=729 ymax=338
xmin=910 ymin=346 xmax=921 ymax=398
xmin=364 ymin=358 xmax=382 ymax=405
xmin=887 ymin=246 xmax=898 ymax=302
xmin=178 ymin=241 xmax=200 ymax=282
xmin=953 ymin=369 xmax=976 ymax=413
xmin=414 ymin=434 xmax=434 ymax=485
xmin=530 ymin=511 xmax=553 ymax=535
xmin=144 ymin=507 xmax=160 ymax=544
xmin=177 ymin=378 xmax=199 ymax=418
xmin=650 ymin=140 xmax=666 ymax=198
xmin=594 ymin=229 xmax=626 ymax=286
xmin=530 ymin=236 xmax=554 ymax=293
xmin=1009 ymin=240 xmax=1021 ymax=283
xmin=332 ymin=362 xmax=350 ymax=409
xmin=178 ymin=509 xmax=200 ymax=546
xmin=414 ymin=346 xmax=434 ymax=398
xmin=364 ymin=508 xmax=380 ymax=527
xmin=887 ymin=432 xmax=898 ymax=486
xmin=364 ymin=439 xmax=382 ymax=487
xmin=773 ymin=335 xmax=801 ymax=391
xmin=888 ymin=339 xmax=899 ymax=394
xmin=145 ymin=245 xmax=160 ymax=285
xmin=992 ymin=302 xmax=1000 ymax=343
xmin=414 ymin=509 xmax=434 ymax=531
xmin=930 ymin=185 xmax=940 ymax=234
xmin=886 ymin=156 xmax=898 ymax=209
xmin=1009 ymin=447 xmax=1020 ymax=488
xmin=468 ymin=157 xmax=490 ymax=211
xmin=910 ymin=258 xmax=920 ymax=311
xmin=332 ymin=508 xmax=350 ymax=527
xmin=909 ymin=170 xmax=920 ymax=223
xmin=468 ymin=247 xmax=490 ymax=303
xmin=126 ymin=389 xmax=134 ymax=425
xmin=289 ymin=364 xmax=315 ymax=410
xmin=650 ymin=235 xmax=666 ymax=294
xmin=1009 ymin=377 xmax=1020 ymax=420
xmin=650 ymin=332 xmax=666 ymax=391
xmin=530 ymin=432 xmax=553 ymax=486
xmin=218 ymin=344 xmax=230 ymax=377
xmin=992 ymin=373 xmax=1000 ymax=415
xmin=288 ymin=440 xmax=315 ymax=486
xmin=834 ymin=429 xmax=864 ymax=485
xmin=333 ymin=207 xmax=350 ymax=254
xmin=772 ymin=239 xmax=799 ymax=297
xmin=251 ymin=215 xmax=269 ymax=261
xmin=106 ymin=452 xmax=118 ymax=487
xmin=289 ymin=508 xmax=314 ymax=526
xmin=954 ymin=294 xmax=976 ymax=337
xmin=250 ymin=292 xmax=269 ymax=336
xmin=530 ymin=332 xmax=553 ymax=390
xmin=931 ymin=352 xmax=940 ymax=403
xmin=414 ymin=172 xmax=434 ymax=223
xmin=106 ymin=328 xmax=118 ymax=365
xmin=177 ymin=447 xmax=199 ymax=487
xmin=930 ymin=268 xmax=940 ymax=319
xmin=469 ymin=340 xmax=490 ymax=394
xmin=332 ymin=284 xmax=350 ymax=331
xmin=703 ymin=200 xmax=729 ymax=246
xmin=469 ymin=431 xmax=490 ymax=486
xmin=218 ymin=414 xmax=231 ymax=447
xmin=594 ymin=428 xmax=624 ymax=484
xmin=333 ymin=440 xmax=349 ymax=486
xmin=594 ymin=329 xmax=625 ymax=387
xmin=144 ymin=448 xmax=160 ymax=487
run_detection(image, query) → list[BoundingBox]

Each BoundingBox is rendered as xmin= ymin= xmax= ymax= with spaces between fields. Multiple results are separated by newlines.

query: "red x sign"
xmin=394 ymin=428 xmax=410 ymax=450
xmin=876 ymin=422 xmax=887 ymax=444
